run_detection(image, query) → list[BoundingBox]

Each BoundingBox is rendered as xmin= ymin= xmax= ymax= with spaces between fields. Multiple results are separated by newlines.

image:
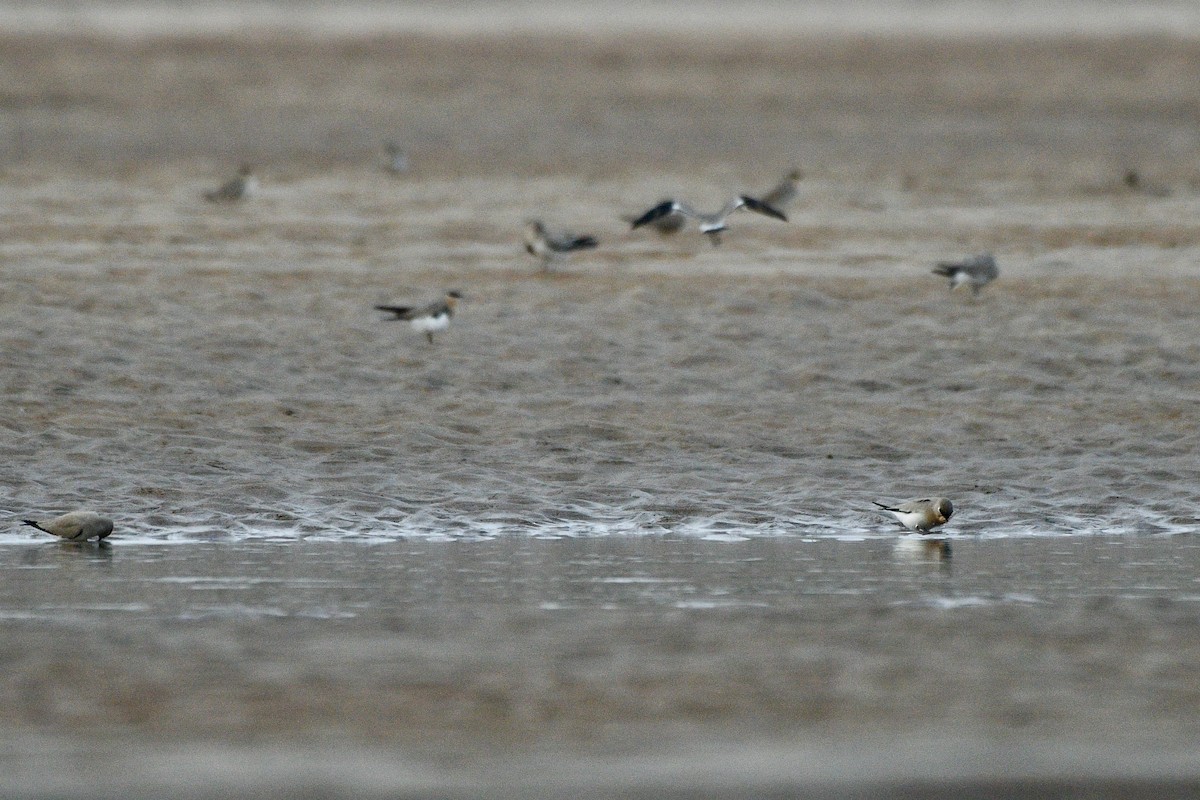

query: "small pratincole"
xmin=376 ymin=290 xmax=462 ymax=344
xmin=932 ymin=253 xmax=999 ymax=296
xmin=629 ymin=195 xmax=787 ymax=246
xmin=23 ymin=511 xmax=114 ymax=542
xmin=523 ymin=220 xmax=598 ymax=270
xmin=760 ymin=168 xmax=804 ymax=210
xmin=203 ymin=164 xmax=258 ymax=203
xmin=873 ymin=497 xmax=954 ymax=534
xmin=384 ymin=141 xmax=409 ymax=175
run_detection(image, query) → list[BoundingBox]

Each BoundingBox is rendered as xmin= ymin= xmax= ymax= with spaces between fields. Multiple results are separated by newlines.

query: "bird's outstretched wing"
xmin=561 ymin=235 xmax=598 ymax=251
xmin=375 ymin=305 xmax=414 ymax=320
xmin=630 ymin=201 xmax=681 ymax=229
xmin=738 ymin=195 xmax=788 ymax=222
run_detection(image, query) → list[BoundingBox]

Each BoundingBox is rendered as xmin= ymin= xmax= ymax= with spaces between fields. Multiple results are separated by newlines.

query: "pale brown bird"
xmin=760 ymin=168 xmax=803 ymax=209
xmin=523 ymin=220 xmax=598 ymax=270
xmin=204 ymin=164 xmax=258 ymax=203
xmin=376 ymin=290 xmax=462 ymax=344
xmin=22 ymin=511 xmax=114 ymax=542
xmin=873 ymin=498 xmax=954 ymax=533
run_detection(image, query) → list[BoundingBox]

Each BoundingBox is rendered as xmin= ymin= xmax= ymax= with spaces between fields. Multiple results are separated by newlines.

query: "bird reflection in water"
xmin=21 ymin=539 xmax=114 ymax=568
xmin=892 ymin=535 xmax=952 ymax=565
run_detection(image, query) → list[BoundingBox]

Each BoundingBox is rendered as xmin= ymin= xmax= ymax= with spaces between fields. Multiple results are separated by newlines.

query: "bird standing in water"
xmin=873 ymin=498 xmax=954 ymax=533
xmin=23 ymin=511 xmax=114 ymax=542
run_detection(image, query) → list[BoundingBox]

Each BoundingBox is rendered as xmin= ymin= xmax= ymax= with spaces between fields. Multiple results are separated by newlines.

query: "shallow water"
xmin=3 ymin=535 xmax=1200 ymax=798
xmin=5 ymin=534 xmax=1200 ymax=618
xmin=4 ymin=13 xmax=1200 ymax=797
xmin=4 ymin=257 xmax=1199 ymax=543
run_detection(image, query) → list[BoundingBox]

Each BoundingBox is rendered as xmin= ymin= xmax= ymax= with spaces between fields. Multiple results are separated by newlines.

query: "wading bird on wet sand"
xmin=376 ymin=290 xmax=462 ymax=344
xmin=203 ymin=164 xmax=258 ymax=203
xmin=384 ymin=141 xmax=409 ymax=175
xmin=932 ymin=253 xmax=999 ymax=297
xmin=523 ymin=220 xmax=598 ymax=270
xmin=22 ymin=510 xmax=114 ymax=542
xmin=873 ymin=497 xmax=954 ymax=533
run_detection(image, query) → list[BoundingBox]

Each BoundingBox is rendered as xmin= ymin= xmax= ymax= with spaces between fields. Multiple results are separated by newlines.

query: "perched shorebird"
xmin=23 ymin=511 xmax=114 ymax=542
xmin=203 ymin=164 xmax=258 ymax=203
xmin=384 ymin=141 xmax=409 ymax=175
xmin=376 ymin=290 xmax=462 ymax=344
xmin=873 ymin=498 xmax=954 ymax=534
xmin=523 ymin=220 xmax=598 ymax=270
xmin=932 ymin=253 xmax=999 ymax=296
xmin=760 ymin=169 xmax=804 ymax=210
xmin=1122 ymin=169 xmax=1169 ymax=197
xmin=629 ymin=195 xmax=787 ymax=246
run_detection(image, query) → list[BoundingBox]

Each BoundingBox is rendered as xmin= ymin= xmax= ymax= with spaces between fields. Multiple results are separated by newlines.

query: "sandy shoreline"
xmin=3 ymin=15 xmax=1200 ymax=797
xmin=3 ymin=24 xmax=1200 ymax=180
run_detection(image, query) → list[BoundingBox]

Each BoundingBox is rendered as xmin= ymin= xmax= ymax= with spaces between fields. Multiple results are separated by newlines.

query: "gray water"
xmin=3 ymin=535 xmax=1200 ymax=799
xmin=6 ymin=535 xmax=1200 ymax=617
xmin=5 ymin=15 xmax=1200 ymax=797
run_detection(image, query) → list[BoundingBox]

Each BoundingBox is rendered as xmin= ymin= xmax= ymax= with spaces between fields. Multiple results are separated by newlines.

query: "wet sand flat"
xmin=3 ymin=6 xmax=1200 ymax=797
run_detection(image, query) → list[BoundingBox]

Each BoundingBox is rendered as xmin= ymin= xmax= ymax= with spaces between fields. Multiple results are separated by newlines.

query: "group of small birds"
xmin=202 ymin=158 xmax=998 ymax=298
xmin=21 ymin=163 xmax=987 ymax=544
xmin=199 ymin=140 xmax=410 ymax=204
xmin=522 ymin=168 xmax=803 ymax=270
xmin=371 ymin=166 xmax=967 ymax=537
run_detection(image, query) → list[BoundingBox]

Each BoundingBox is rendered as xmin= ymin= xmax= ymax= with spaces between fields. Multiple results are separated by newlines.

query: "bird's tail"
xmin=568 ymin=236 xmax=598 ymax=251
xmin=21 ymin=519 xmax=47 ymax=533
xmin=931 ymin=264 xmax=959 ymax=278
xmin=872 ymin=502 xmax=897 ymax=512
xmin=375 ymin=305 xmax=412 ymax=319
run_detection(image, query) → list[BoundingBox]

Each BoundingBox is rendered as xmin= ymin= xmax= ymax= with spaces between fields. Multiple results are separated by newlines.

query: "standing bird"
xmin=23 ymin=511 xmax=114 ymax=542
xmin=523 ymin=220 xmax=598 ymax=270
xmin=932 ymin=253 xmax=999 ymax=297
xmin=203 ymin=164 xmax=258 ymax=203
xmin=629 ymin=195 xmax=787 ymax=246
xmin=873 ymin=498 xmax=954 ymax=534
xmin=376 ymin=290 xmax=462 ymax=344
xmin=760 ymin=168 xmax=804 ymax=210
xmin=384 ymin=141 xmax=409 ymax=175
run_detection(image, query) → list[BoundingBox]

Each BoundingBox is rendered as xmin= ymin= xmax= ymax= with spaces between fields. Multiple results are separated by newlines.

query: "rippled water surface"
xmin=4 ymin=258 xmax=1198 ymax=543
xmin=4 ymin=13 xmax=1200 ymax=797
xmin=2 ymin=22 xmax=1200 ymax=546
xmin=5 ymin=535 xmax=1200 ymax=617
xmin=4 ymin=534 xmax=1200 ymax=799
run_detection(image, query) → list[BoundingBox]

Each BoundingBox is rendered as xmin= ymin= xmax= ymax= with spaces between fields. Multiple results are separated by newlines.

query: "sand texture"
xmin=2 ymin=9 xmax=1200 ymax=797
